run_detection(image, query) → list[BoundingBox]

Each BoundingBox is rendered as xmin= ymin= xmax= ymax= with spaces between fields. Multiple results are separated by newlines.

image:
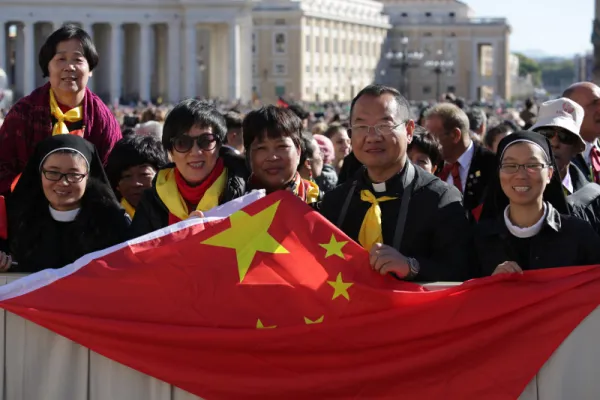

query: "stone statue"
xmin=0 ymin=68 xmax=13 ymax=111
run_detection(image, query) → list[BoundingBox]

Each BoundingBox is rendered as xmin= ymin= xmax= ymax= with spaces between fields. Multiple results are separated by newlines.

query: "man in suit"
xmin=563 ymin=82 xmax=600 ymax=183
xmin=424 ymin=103 xmax=496 ymax=218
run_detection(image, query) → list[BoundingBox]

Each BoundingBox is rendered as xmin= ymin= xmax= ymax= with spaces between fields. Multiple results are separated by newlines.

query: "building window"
xmin=275 ymin=85 xmax=286 ymax=96
xmin=306 ymin=65 xmax=311 ymax=73
xmin=423 ymin=86 xmax=432 ymax=94
xmin=274 ymin=62 xmax=287 ymax=76
xmin=401 ymin=12 xmax=408 ymax=17
xmin=252 ymin=33 xmax=257 ymax=55
xmin=447 ymin=86 xmax=456 ymax=93
xmin=275 ymin=19 xmax=286 ymax=25
xmin=449 ymin=32 xmax=456 ymax=37
xmin=425 ymin=12 xmax=432 ymax=17
xmin=449 ymin=12 xmax=455 ymax=17
xmin=423 ymin=32 xmax=433 ymax=37
xmin=306 ymin=87 xmax=311 ymax=95
xmin=333 ymin=38 xmax=338 ymax=53
xmin=305 ymin=36 xmax=311 ymax=52
xmin=273 ymin=32 xmax=287 ymax=54
xmin=324 ymin=38 xmax=329 ymax=53
xmin=315 ymin=38 xmax=320 ymax=53
xmin=334 ymin=66 xmax=339 ymax=73
xmin=341 ymin=39 xmax=346 ymax=53
xmin=252 ymin=63 xmax=256 ymax=76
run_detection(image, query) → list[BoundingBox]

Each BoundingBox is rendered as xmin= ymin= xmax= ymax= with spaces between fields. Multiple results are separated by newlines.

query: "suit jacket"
xmin=462 ymin=144 xmax=497 ymax=212
xmin=572 ymin=153 xmax=592 ymax=183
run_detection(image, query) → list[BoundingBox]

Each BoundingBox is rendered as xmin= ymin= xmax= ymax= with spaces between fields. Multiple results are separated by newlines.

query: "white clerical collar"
xmin=504 ymin=203 xmax=547 ymax=239
xmin=49 ymin=205 xmax=80 ymax=222
xmin=372 ymin=182 xmax=387 ymax=193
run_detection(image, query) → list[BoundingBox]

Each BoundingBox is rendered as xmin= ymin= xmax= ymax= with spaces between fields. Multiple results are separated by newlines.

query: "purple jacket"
xmin=0 ymin=83 xmax=122 ymax=195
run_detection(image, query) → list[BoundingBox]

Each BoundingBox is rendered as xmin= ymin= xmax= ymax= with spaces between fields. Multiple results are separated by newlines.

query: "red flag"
xmin=276 ymin=97 xmax=289 ymax=108
xmin=0 ymin=191 xmax=599 ymax=399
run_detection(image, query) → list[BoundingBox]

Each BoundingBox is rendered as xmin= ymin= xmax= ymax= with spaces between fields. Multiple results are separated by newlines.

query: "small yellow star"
xmin=319 ymin=234 xmax=348 ymax=259
xmin=327 ymin=272 xmax=353 ymax=301
xmin=304 ymin=315 xmax=324 ymax=325
xmin=256 ymin=319 xmax=277 ymax=329
xmin=202 ymin=201 xmax=289 ymax=282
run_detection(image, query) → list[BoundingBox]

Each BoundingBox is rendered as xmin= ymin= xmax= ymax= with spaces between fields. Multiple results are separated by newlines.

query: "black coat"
xmin=567 ymin=164 xmax=600 ymax=236
xmin=572 ymin=153 xmax=592 ymax=183
xmin=473 ymin=202 xmax=600 ymax=277
xmin=129 ymin=147 xmax=249 ymax=238
xmin=319 ymin=163 xmax=472 ymax=282
xmin=462 ymin=144 xmax=496 ymax=212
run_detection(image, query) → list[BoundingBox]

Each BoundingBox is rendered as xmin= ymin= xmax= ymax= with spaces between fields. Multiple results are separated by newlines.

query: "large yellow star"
xmin=319 ymin=234 xmax=348 ymax=259
xmin=202 ymin=200 xmax=289 ymax=282
xmin=304 ymin=315 xmax=324 ymax=325
xmin=327 ymin=272 xmax=353 ymax=301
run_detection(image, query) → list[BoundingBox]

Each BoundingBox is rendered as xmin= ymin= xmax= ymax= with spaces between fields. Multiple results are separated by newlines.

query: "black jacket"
xmin=462 ymin=144 xmax=496 ymax=212
xmin=319 ymin=163 xmax=471 ymax=282
xmin=567 ymin=163 xmax=600 ymax=236
xmin=129 ymin=147 xmax=249 ymax=238
xmin=315 ymin=164 xmax=338 ymax=193
xmin=572 ymin=153 xmax=592 ymax=183
xmin=473 ymin=202 xmax=600 ymax=277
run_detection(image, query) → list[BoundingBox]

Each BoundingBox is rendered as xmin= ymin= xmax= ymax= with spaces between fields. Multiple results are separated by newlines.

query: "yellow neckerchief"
xmin=121 ymin=198 xmax=136 ymax=219
xmin=303 ymin=179 xmax=321 ymax=204
xmin=358 ymin=190 xmax=398 ymax=252
xmin=49 ymin=89 xmax=83 ymax=135
xmin=155 ymin=167 xmax=227 ymax=221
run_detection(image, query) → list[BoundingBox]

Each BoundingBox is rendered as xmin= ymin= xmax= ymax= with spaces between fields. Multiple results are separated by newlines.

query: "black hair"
xmin=162 ymin=99 xmax=227 ymax=152
xmin=224 ymin=111 xmax=243 ymax=130
xmin=288 ymin=104 xmax=310 ymax=120
xmin=484 ymin=123 xmax=513 ymax=151
xmin=350 ymin=84 xmax=412 ymax=122
xmin=298 ymin=131 xmax=317 ymax=171
xmin=453 ymin=97 xmax=466 ymax=110
xmin=408 ymin=127 xmax=444 ymax=173
xmin=38 ymin=23 xmax=99 ymax=78
xmin=467 ymin=107 xmax=487 ymax=131
xmin=242 ymin=105 xmax=303 ymax=151
xmin=524 ymin=98 xmax=534 ymax=109
xmin=105 ymin=135 xmax=169 ymax=197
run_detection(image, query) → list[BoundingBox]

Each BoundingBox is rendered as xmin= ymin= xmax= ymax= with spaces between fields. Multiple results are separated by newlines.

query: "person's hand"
xmin=492 ymin=261 xmax=523 ymax=275
xmin=0 ymin=251 xmax=12 ymax=272
xmin=187 ymin=210 xmax=205 ymax=219
xmin=369 ymin=243 xmax=410 ymax=278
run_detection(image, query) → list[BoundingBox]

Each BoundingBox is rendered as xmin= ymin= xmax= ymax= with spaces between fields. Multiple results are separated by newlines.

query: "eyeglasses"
xmin=499 ymin=163 xmax=549 ymax=174
xmin=536 ymin=128 xmax=578 ymax=146
xmin=171 ymin=134 xmax=217 ymax=153
xmin=42 ymin=170 xmax=87 ymax=183
xmin=350 ymin=122 xmax=406 ymax=136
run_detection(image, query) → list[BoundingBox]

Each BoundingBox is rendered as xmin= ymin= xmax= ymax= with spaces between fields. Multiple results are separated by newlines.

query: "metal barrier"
xmin=0 ymin=275 xmax=597 ymax=400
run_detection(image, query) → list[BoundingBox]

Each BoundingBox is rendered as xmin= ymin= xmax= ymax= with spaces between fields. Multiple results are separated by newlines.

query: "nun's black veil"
xmin=479 ymin=131 xmax=569 ymax=221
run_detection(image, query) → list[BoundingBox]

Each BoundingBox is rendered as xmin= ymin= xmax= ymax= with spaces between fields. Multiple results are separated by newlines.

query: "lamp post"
xmin=385 ymin=36 xmax=424 ymax=99
xmin=424 ymin=49 xmax=455 ymax=100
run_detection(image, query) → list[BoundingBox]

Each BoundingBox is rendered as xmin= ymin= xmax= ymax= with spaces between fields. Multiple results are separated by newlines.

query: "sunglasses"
xmin=537 ymin=128 xmax=578 ymax=146
xmin=171 ymin=134 xmax=217 ymax=153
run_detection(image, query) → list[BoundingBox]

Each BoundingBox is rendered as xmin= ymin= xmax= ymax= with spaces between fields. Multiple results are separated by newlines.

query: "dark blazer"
xmin=462 ymin=144 xmax=496 ymax=212
xmin=567 ymin=163 xmax=600 ymax=236
xmin=129 ymin=147 xmax=249 ymax=238
xmin=473 ymin=202 xmax=600 ymax=277
xmin=319 ymin=163 xmax=471 ymax=282
xmin=572 ymin=153 xmax=592 ymax=183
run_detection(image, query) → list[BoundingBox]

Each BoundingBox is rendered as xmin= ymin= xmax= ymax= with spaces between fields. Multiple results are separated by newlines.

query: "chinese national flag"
xmin=0 ymin=191 xmax=599 ymax=399
xmin=276 ymin=97 xmax=289 ymax=108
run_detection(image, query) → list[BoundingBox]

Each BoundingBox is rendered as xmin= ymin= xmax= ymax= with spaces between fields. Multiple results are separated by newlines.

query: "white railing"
xmin=0 ymin=274 xmax=597 ymax=400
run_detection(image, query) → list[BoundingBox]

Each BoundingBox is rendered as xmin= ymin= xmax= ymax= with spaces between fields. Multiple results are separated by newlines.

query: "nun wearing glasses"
xmin=473 ymin=131 xmax=600 ymax=277
xmin=0 ymin=134 xmax=130 ymax=273
xmin=129 ymin=99 xmax=249 ymax=238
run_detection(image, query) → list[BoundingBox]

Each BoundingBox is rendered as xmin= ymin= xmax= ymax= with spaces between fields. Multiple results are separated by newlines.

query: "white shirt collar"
xmin=49 ymin=206 xmax=80 ymax=222
xmin=504 ymin=203 xmax=547 ymax=239
xmin=562 ymin=169 xmax=574 ymax=194
xmin=457 ymin=141 xmax=475 ymax=171
xmin=584 ymin=140 xmax=599 ymax=164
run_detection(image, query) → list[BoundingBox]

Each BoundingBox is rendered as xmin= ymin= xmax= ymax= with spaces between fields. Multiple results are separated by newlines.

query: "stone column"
xmin=0 ymin=21 xmax=6 ymax=73
xmin=138 ymin=23 xmax=151 ymax=102
xmin=23 ymin=22 xmax=35 ymax=95
xmin=470 ymin=41 xmax=480 ymax=101
xmin=238 ymin=16 xmax=253 ymax=102
xmin=110 ymin=22 xmax=123 ymax=105
xmin=228 ymin=20 xmax=241 ymax=100
xmin=81 ymin=22 xmax=95 ymax=92
xmin=167 ymin=20 xmax=181 ymax=103
xmin=183 ymin=21 xmax=197 ymax=99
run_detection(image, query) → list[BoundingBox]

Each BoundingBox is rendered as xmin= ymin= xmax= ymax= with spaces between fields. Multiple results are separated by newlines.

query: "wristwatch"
xmin=404 ymin=257 xmax=421 ymax=281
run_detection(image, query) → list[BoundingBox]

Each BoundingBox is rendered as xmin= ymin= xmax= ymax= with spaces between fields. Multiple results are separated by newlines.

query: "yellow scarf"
xmin=155 ymin=167 xmax=227 ymax=221
xmin=304 ymin=180 xmax=321 ymax=204
xmin=121 ymin=198 xmax=136 ymax=219
xmin=49 ymin=89 xmax=83 ymax=135
xmin=358 ymin=190 xmax=397 ymax=252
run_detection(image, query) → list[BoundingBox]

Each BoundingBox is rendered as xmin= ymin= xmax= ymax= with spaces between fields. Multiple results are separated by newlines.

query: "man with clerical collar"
xmin=563 ymin=82 xmax=600 ymax=183
xmin=424 ymin=103 xmax=496 ymax=219
xmin=318 ymin=85 xmax=471 ymax=282
xmin=531 ymin=97 xmax=600 ymax=235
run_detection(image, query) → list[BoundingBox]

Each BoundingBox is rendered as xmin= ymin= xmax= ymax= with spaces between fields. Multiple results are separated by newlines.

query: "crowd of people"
xmin=1 ymin=24 xmax=600 ymax=281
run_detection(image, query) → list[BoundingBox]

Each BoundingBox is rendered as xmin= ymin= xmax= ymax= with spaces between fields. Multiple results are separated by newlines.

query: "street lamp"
xmin=424 ymin=49 xmax=454 ymax=100
xmin=385 ymin=36 xmax=424 ymax=99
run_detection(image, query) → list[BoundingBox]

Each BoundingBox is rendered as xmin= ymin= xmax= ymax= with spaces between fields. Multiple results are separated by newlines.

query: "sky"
xmin=466 ymin=0 xmax=593 ymax=58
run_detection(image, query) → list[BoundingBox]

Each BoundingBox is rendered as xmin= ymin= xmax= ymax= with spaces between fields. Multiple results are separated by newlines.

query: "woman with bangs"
xmin=244 ymin=106 xmax=321 ymax=204
xmin=129 ymin=99 xmax=249 ymax=237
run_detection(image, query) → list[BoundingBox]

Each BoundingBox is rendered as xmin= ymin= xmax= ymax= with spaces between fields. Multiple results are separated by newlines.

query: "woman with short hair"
xmin=244 ymin=106 xmax=321 ymax=204
xmin=0 ymin=24 xmax=121 ymax=196
xmin=129 ymin=99 xmax=249 ymax=237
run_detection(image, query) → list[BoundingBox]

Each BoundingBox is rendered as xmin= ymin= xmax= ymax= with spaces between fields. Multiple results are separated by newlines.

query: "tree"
xmin=514 ymin=53 xmax=542 ymax=86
